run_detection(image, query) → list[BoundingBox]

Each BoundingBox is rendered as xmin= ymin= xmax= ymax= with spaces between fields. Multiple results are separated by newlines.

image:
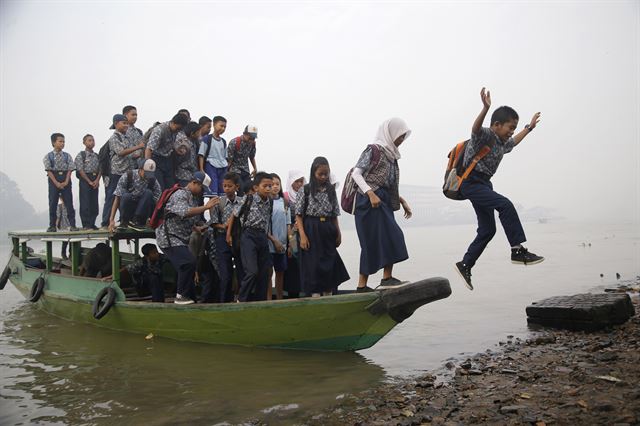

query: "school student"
xmin=123 ymin=105 xmax=144 ymax=167
xmin=226 ymin=172 xmax=273 ymax=302
xmin=144 ymin=113 xmax=189 ymax=191
xmin=56 ymin=196 xmax=70 ymax=259
xmin=107 ymin=159 xmax=162 ymax=232
xmin=209 ymin=172 xmax=244 ymax=303
xmin=155 ymin=172 xmax=218 ymax=305
xmin=296 ymin=157 xmax=349 ymax=297
xmin=352 ymin=118 xmax=413 ymax=293
xmin=74 ymin=134 xmax=101 ymax=230
xmin=44 ymin=133 xmax=78 ymax=232
xmin=455 ymin=88 xmax=543 ymax=290
xmin=227 ymin=124 xmax=258 ymax=196
xmin=282 ymin=170 xmax=305 ymax=299
xmin=267 ymin=173 xmax=291 ymax=300
xmin=198 ymin=116 xmax=228 ymax=196
xmin=174 ymin=121 xmax=201 ymax=186
xmin=102 ymin=114 xmax=144 ymax=228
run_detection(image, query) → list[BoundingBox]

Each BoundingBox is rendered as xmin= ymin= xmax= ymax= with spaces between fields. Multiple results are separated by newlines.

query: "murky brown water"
xmin=1 ymin=221 xmax=638 ymax=424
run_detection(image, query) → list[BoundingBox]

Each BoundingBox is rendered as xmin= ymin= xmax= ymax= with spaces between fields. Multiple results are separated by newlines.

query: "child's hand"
xmin=194 ymin=272 xmax=200 ymax=284
xmin=529 ymin=112 xmax=541 ymax=130
xmin=205 ymin=197 xmax=220 ymax=209
xmin=336 ymin=232 xmax=342 ymax=248
xmin=287 ymin=246 xmax=292 ymax=258
xmin=274 ymin=241 xmax=285 ymax=253
xmin=401 ymin=199 xmax=412 ymax=219
xmin=480 ymin=87 xmax=491 ymax=109
xmin=300 ymin=234 xmax=310 ymax=250
xmin=108 ymin=220 xmax=116 ymax=233
xmin=226 ymin=234 xmax=233 ymax=247
xmin=367 ymin=191 xmax=381 ymax=208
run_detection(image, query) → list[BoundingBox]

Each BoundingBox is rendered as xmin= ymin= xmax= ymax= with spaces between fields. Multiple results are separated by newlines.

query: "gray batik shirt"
xmin=463 ymin=127 xmax=515 ymax=177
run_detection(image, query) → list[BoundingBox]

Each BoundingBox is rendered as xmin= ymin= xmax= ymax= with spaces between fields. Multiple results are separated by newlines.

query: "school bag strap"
xmin=340 ymin=144 xmax=382 ymax=214
xmin=442 ymin=138 xmax=495 ymax=200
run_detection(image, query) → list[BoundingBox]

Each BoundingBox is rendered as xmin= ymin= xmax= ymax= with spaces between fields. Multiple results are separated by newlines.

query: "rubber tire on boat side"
xmin=0 ymin=266 xmax=10 ymax=290
xmin=29 ymin=277 xmax=45 ymax=302
xmin=92 ymin=287 xmax=116 ymax=320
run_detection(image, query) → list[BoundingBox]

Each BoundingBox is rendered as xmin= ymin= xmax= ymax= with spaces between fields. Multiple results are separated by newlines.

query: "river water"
xmin=0 ymin=221 xmax=638 ymax=424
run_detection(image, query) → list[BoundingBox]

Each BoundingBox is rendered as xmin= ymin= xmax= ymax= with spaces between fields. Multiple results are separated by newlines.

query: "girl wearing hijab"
xmin=351 ymin=118 xmax=413 ymax=292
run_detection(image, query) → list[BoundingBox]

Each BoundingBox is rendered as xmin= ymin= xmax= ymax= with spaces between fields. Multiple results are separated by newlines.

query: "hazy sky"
xmin=0 ymin=1 xmax=638 ymax=223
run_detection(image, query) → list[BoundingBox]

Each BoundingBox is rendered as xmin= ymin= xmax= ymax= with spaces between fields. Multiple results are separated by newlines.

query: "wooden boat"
xmin=1 ymin=229 xmax=451 ymax=351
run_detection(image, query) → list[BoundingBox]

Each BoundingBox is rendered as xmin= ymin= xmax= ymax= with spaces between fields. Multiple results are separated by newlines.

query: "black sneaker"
xmin=378 ymin=277 xmax=408 ymax=288
xmin=69 ymin=226 xmax=79 ymax=232
xmin=511 ymin=247 xmax=544 ymax=265
xmin=116 ymin=221 xmax=130 ymax=232
xmin=46 ymin=227 xmax=56 ymax=233
xmin=356 ymin=286 xmax=375 ymax=293
xmin=455 ymin=261 xmax=473 ymax=290
xmin=90 ymin=225 xmax=99 ymax=231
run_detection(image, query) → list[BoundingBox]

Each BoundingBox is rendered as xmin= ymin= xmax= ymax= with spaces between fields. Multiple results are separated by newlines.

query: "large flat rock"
xmin=526 ymin=293 xmax=635 ymax=331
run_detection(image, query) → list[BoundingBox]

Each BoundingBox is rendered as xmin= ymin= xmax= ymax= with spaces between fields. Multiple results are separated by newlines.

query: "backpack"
xmin=48 ymin=151 xmax=72 ymax=173
xmin=98 ymin=141 xmax=111 ymax=176
xmin=200 ymin=135 xmax=227 ymax=161
xmin=143 ymin=122 xmax=162 ymax=143
xmin=149 ymin=184 xmax=181 ymax=229
xmin=340 ymin=144 xmax=381 ymax=214
xmin=442 ymin=139 xmax=494 ymax=200
xmin=75 ymin=151 xmax=86 ymax=179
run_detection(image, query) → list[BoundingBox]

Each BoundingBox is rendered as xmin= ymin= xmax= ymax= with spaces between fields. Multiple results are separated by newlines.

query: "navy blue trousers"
xmin=204 ymin=163 xmax=227 ymax=196
xmin=460 ymin=173 xmax=526 ymax=268
xmin=79 ymin=173 xmax=99 ymax=228
xmin=141 ymin=273 xmax=165 ymax=302
xmin=48 ymin=174 xmax=76 ymax=228
xmin=119 ymin=189 xmax=154 ymax=224
xmin=152 ymin=154 xmax=175 ymax=192
xmin=238 ymin=228 xmax=271 ymax=302
xmin=101 ymin=173 xmax=121 ymax=227
xmin=163 ymin=245 xmax=197 ymax=301
xmin=216 ymin=233 xmax=244 ymax=303
xmin=236 ymin=170 xmax=251 ymax=196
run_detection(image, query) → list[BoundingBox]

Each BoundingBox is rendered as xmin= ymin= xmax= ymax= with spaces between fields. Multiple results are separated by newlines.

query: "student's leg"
xmin=216 ymin=167 xmax=227 ymax=196
xmin=61 ymin=241 xmax=69 ymax=259
xmin=101 ymin=174 xmax=121 ymax=227
xmin=145 ymin=274 xmax=165 ymax=302
xmin=493 ymin=190 xmax=527 ymax=248
xmin=238 ymin=231 xmax=258 ymax=302
xmin=48 ymin=179 xmax=59 ymax=229
xmin=204 ymin=163 xmax=217 ymax=194
xmin=119 ymin=193 xmax=137 ymax=224
xmin=216 ymin=234 xmax=232 ymax=302
xmin=267 ymin=266 xmax=274 ymax=300
xmin=60 ymin=182 xmax=76 ymax=228
xmin=79 ymin=178 xmax=89 ymax=228
xmin=164 ymin=246 xmax=197 ymax=300
xmin=461 ymin=185 xmax=497 ymax=269
xmin=134 ymin=189 xmax=154 ymax=223
xmin=275 ymin=271 xmax=284 ymax=300
xmin=254 ymin=236 xmax=271 ymax=301
xmin=89 ymin=174 xmax=99 ymax=227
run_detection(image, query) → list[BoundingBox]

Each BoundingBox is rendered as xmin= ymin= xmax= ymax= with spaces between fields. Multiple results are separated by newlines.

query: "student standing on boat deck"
xmin=296 ymin=157 xmax=350 ymax=297
xmin=123 ymin=105 xmax=144 ymax=167
xmin=227 ymin=125 xmax=258 ymax=196
xmin=44 ymin=133 xmax=78 ymax=232
xmin=198 ymin=116 xmax=228 ymax=196
xmin=226 ymin=172 xmax=273 ymax=302
xmin=352 ymin=118 xmax=413 ymax=293
xmin=455 ymin=88 xmax=543 ymax=290
xmin=108 ymin=159 xmax=162 ymax=232
xmin=156 ymin=172 xmax=219 ymax=305
xmin=174 ymin=121 xmax=201 ymax=186
xmin=144 ymin=113 xmax=189 ymax=191
xmin=102 ymin=114 xmax=144 ymax=228
xmin=267 ymin=173 xmax=291 ymax=300
xmin=282 ymin=170 xmax=305 ymax=299
xmin=209 ymin=172 xmax=244 ymax=303
xmin=74 ymin=134 xmax=101 ymax=230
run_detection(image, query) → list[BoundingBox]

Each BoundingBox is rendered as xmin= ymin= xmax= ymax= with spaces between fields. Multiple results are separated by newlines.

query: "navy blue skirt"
xmin=300 ymin=217 xmax=350 ymax=294
xmin=355 ymin=188 xmax=408 ymax=275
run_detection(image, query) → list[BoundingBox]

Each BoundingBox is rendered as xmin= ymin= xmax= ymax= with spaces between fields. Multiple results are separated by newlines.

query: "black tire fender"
xmin=29 ymin=277 xmax=45 ymax=302
xmin=92 ymin=287 xmax=116 ymax=320
xmin=0 ymin=266 xmax=10 ymax=290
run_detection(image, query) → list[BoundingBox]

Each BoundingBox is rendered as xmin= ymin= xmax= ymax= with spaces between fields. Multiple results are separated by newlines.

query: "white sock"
xmin=511 ymin=245 xmax=522 ymax=250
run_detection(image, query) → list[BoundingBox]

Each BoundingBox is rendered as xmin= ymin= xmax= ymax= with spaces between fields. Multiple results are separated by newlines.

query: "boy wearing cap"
xmin=199 ymin=116 xmax=228 ymax=196
xmin=101 ymin=114 xmax=145 ymax=228
xmin=75 ymin=134 xmax=101 ymax=230
xmin=156 ymin=171 xmax=219 ymax=305
xmin=108 ymin=158 xmax=162 ymax=232
xmin=43 ymin=133 xmax=78 ymax=232
xmin=144 ymin=113 xmax=189 ymax=191
xmin=227 ymin=124 xmax=258 ymax=196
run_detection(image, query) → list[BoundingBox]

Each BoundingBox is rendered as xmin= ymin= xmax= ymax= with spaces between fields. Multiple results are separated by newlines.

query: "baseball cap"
xmin=244 ymin=124 xmax=258 ymax=139
xmin=193 ymin=171 xmax=214 ymax=197
xmin=110 ymin=114 xmax=128 ymax=129
xmin=140 ymin=159 xmax=156 ymax=180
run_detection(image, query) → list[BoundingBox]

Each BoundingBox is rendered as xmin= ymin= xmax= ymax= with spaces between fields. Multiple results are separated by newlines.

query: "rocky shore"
xmin=300 ymin=287 xmax=640 ymax=425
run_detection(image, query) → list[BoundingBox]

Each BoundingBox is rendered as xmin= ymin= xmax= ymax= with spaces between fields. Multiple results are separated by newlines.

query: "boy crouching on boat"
xmin=156 ymin=172 xmax=219 ymax=305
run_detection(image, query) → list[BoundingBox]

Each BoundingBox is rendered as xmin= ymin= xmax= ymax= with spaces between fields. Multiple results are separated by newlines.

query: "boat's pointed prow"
xmin=366 ymin=277 xmax=451 ymax=322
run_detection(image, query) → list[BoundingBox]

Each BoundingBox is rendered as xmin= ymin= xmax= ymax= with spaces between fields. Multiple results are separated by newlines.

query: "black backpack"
xmin=200 ymin=134 xmax=227 ymax=160
xmin=98 ymin=141 xmax=111 ymax=177
xmin=229 ymin=195 xmax=273 ymax=256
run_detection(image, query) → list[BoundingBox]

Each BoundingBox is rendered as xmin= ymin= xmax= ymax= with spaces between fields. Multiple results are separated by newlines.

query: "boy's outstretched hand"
xmin=529 ymin=112 xmax=541 ymax=130
xmin=481 ymin=87 xmax=491 ymax=109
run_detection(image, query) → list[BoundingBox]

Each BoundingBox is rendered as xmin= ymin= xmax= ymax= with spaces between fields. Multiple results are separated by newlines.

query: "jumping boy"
xmin=198 ymin=116 xmax=228 ymax=196
xmin=455 ymin=88 xmax=543 ymax=290
xmin=226 ymin=172 xmax=272 ymax=302
xmin=44 ymin=133 xmax=78 ymax=232
xmin=75 ymin=134 xmax=101 ymax=229
xmin=227 ymin=124 xmax=257 ymax=196
xmin=144 ymin=113 xmax=189 ymax=191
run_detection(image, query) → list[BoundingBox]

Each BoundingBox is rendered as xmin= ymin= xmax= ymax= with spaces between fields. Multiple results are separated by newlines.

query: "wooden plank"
xmin=46 ymin=241 xmax=53 ymax=271
xmin=71 ymin=241 xmax=81 ymax=276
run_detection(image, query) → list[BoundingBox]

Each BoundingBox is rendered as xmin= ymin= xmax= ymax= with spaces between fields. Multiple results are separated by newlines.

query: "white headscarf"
xmin=373 ymin=117 xmax=412 ymax=160
xmin=286 ymin=170 xmax=305 ymax=204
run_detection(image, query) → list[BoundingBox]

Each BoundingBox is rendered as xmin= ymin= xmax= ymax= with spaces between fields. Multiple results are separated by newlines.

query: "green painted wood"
xmin=20 ymin=242 xmax=27 ymax=263
xmin=46 ymin=241 xmax=53 ymax=271
xmin=112 ymin=241 xmax=120 ymax=285
xmin=12 ymin=237 xmax=19 ymax=256
xmin=71 ymin=241 xmax=81 ymax=276
xmin=8 ymin=229 xmax=155 ymax=241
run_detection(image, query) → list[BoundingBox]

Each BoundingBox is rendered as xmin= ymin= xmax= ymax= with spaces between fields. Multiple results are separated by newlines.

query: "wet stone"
xmin=526 ymin=293 xmax=636 ymax=331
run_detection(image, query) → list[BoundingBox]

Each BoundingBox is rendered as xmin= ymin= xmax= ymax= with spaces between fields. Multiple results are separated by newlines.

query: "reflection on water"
xmin=0 ymin=301 xmax=384 ymax=424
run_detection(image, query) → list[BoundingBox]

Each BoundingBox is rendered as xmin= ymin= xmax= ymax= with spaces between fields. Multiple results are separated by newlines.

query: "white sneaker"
xmin=174 ymin=294 xmax=194 ymax=305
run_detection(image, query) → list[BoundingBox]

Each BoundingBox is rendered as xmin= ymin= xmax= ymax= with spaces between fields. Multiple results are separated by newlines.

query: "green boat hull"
xmin=4 ymin=254 xmax=451 ymax=351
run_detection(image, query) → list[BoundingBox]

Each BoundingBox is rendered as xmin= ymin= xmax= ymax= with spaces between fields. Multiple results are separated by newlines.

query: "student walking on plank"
xmin=455 ymin=87 xmax=543 ymax=290
xmin=352 ymin=118 xmax=413 ymax=293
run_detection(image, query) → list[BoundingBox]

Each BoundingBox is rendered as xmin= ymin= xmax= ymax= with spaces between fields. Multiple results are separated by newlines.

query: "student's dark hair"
xmin=253 ymin=171 xmax=272 ymax=187
xmin=491 ymin=106 xmax=519 ymax=125
xmin=270 ymin=173 xmax=284 ymax=199
xmin=242 ymin=179 xmax=254 ymax=195
xmin=183 ymin=121 xmax=201 ymax=138
xmin=198 ymin=116 xmax=212 ymax=126
xmin=213 ymin=116 xmax=227 ymax=124
xmin=177 ymin=108 xmax=190 ymax=117
xmin=50 ymin=133 xmax=64 ymax=144
xmin=141 ymin=243 xmax=157 ymax=257
xmin=223 ymin=172 xmax=240 ymax=185
xmin=171 ymin=113 xmax=189 ymax=126
xmin=82 ymin=134 xmax=93 ymax=143
xmin=122 ymin=105 xmax=137 ymax=114
xmin=307 ymin=156 xmax=337 ymax=205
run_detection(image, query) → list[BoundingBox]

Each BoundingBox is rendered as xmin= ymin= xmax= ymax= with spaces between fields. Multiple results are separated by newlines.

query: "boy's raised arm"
xmin=513 ymin=112 xmax=541 ymax=146
xmin=472 ymin=87 xmax=491 ymax=136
